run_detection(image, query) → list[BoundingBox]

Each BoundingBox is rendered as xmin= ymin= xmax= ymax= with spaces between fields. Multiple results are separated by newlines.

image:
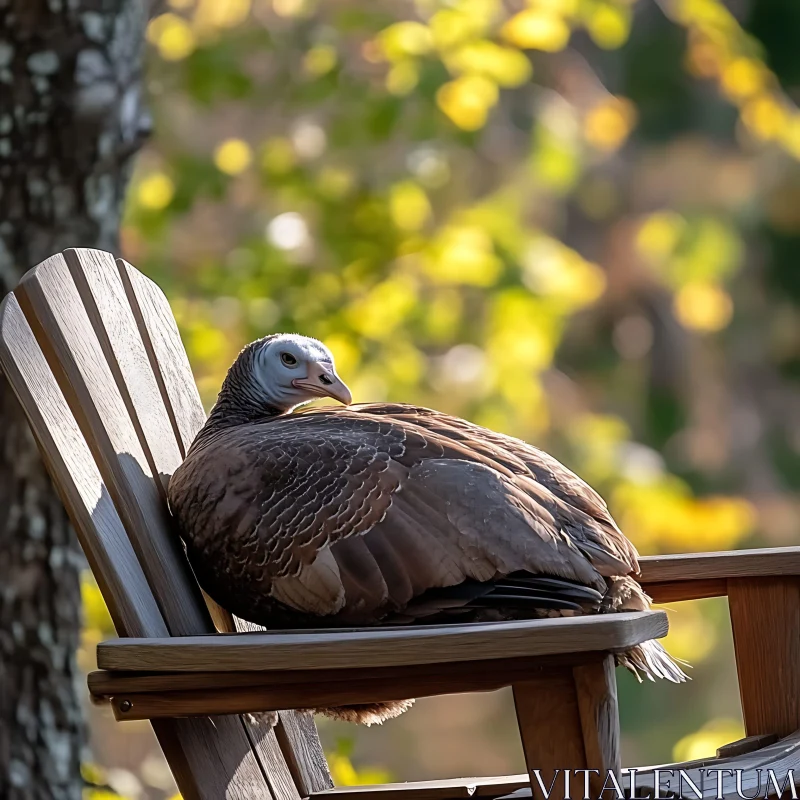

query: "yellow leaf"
xmin=720 ymin=57 xmax=766 ymax=101
xmin=303 ymin=45 xmax=337 ymax=77
xmin=272 ymin=0 xmax=307 ymax=17
xmin=436 ymin=75 xmax=498 ymax=130
xmin=389 ymin=181 xmax=431 ymax=231
xmin=586 ymin=4 xmax=631 ymax=50
xmin=386 ymin=61 xmax=420 ymax=96
xmin=636 ymin=212 xmax=685 ymax=261
xmin=673 ymin=282 xmax=733 ymax=332
xmin=445 ymin=41 xmax=532 ymax=87
xmin=501 ymin=9 xmax=571 ymax=52
xmin=741 ymin=94 xmax=787 ymax=141
xmin=378 ymin=22 xmax=433 ymax=60
xmin=194 ymin=0 xmax=251 ymax=31
xmin=425 ymin=224 xmax=502 ymax=285
xmin=584 ymin=97 xmax=637 ymax=152
xmin=214 ymin=138 xmax=253 ymax=175
xmin=147 ymin=13 xmax=196 ymax=61
xmin=137 ymin=173 xmax=175 ymax=210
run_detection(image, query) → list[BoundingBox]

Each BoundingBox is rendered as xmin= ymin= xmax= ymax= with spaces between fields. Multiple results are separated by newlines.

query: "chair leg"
xmin=729 ymin=576 xmax=800 ymax=738
xmin=513 ymin=655 xmax=620 ymax=800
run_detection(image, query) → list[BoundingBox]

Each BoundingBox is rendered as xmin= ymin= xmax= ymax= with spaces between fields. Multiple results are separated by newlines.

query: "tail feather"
xmin=617 ymin=639 xmax=690 ymax=683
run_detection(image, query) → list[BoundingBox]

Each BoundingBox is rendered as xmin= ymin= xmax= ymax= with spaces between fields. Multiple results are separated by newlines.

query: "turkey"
xmin=168 ymin=333 xmax=688 ymax=725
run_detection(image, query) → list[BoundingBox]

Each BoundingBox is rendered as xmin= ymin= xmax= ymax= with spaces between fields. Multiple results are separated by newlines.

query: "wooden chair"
xmin=1 ymin=248 xmax=799 ymax=800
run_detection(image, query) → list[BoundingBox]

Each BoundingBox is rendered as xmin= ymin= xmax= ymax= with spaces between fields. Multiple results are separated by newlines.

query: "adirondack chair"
xmin=1 ymin=248 xmax=800 ymax=800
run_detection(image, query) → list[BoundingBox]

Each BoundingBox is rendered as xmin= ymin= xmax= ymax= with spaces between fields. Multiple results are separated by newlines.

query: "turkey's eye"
xmin=280 ymin=352 xmax=298 ymax=367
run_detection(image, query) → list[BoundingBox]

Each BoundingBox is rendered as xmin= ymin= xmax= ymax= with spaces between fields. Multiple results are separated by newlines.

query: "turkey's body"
xmin=169 ymin=400 xmax=687 ymax=726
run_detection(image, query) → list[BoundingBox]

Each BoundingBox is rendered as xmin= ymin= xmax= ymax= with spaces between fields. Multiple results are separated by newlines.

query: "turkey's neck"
xmin=196 ymin=349 xmax=287 ymax=444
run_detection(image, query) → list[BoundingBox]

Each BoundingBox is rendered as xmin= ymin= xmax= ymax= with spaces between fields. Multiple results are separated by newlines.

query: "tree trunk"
xmin=0 ymin=2 xmax=150 ymax=797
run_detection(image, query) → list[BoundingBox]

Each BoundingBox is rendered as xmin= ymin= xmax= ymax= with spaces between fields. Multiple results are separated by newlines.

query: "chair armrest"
xmin=96 ymin=610 xmax=668 ymax=673
xmin=639 ymin=548 xmax=800 ymax=603
xmin=91 ymin=612 xmax=667 ymax=722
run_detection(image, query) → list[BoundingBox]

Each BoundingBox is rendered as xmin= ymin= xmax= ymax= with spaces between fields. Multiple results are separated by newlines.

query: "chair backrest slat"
xmin=0 ymin=293 xmax=166 ymax=639
xmin=0 ymin=249 xmax=336 ymax=799
xmin=64 ymin=248 xmax=184 ymax=497
xmin=15 ymin=252 xmax=209 ymax=635
xmin=117 ymin=258 xmax=206 ymax=456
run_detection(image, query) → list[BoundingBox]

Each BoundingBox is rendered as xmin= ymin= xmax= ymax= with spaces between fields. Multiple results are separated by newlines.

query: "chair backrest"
xmin=0 ymin=249 xmax=332 ymax=800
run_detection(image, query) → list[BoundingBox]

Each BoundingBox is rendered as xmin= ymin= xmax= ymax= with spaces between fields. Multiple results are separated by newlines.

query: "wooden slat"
xmin=639 ymin=548 xmax=800 ymax=584
xmin=0 ymin=287 xmax=275 ymax=800
xmin=729 ymin=577 xmax=800 ymax=739
xmin=14 ymin=252 xmax=209 ymax=635
xmin=64 ymin=248 xmax=183 ymax=498
xmin=93 ymin=653 xmax=603 ymax=720
xmin=116 ymin=258 xmax=205 ymax=457
xmin=96 ymin=611 xmax=670 ymax=673
xmin=513 ymin=673 xmax=585 ymax=800
xmin=716 ymin=733 xmax=778 ymax=759
xmin=116 ymin=256 xmax=328 ymax=795
xmin=87 ymin=654 xmax=606 ymax=697
xmin=573 ymin=656 xmax=620 ymax=794
xmin=274 ymin=713 xmax=334 ymax=796
xmin=312 ymin=775 xmax=529 ymax=800
xmin=644 ymin=577 xmax=728 ymax=604
xmin=0 ymin=293 xmax=166 ymax=639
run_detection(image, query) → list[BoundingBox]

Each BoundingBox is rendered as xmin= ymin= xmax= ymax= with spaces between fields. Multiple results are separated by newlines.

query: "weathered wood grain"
xmin=639 ymin=548 xmax=800 ymax=584
xmin=573 ymin=656 xmax=620 ymax=793
xmin=729 ymin=577 xmax=800 ymax=739
xmin=96 ymin=611 xmax=669 ymax=673
xmin=513 ymin=674 xmax=585 ymax=800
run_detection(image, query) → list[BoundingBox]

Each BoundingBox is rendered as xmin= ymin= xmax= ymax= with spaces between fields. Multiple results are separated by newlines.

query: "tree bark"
xmin=0 ymin=1 xmax=150 ymax=797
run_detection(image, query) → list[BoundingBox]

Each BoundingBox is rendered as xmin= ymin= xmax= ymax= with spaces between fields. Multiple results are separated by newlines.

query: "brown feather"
xmin=169 ymin=399 xmax=687 ymax=725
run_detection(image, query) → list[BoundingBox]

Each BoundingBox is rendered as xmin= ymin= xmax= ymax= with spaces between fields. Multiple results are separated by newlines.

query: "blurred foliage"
xmin=81 ymin=0 xmax=800 ymax=795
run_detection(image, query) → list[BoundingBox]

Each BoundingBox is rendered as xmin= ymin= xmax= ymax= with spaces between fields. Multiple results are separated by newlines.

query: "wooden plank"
xmin=14 ymin=253 xmax=210 ymax=636
xmin=644 ymin=577 xmax=728 ymax=604
xmin=639 ymin=548 xmax=800 ymax=584
xmin=275 ymin=712 xmax=334 ymax=795
xmin=64 ymin=248 xmax=183 ymax=499
xmin=513 ymin=674 xmax=585 ymax=800
xmin=716 ymin=733 xmax=778 ymax=759
xmin=116 ymin=257 xmax=205 ymax=457
xmin=87 ymin=654 xmax=606 ymax=697
xmin=116 ymin=258 xmax=325 ymax=796
xmin=312 ymin=775 xmax=529 ymax=800
xmin=97 ymin=653 xmax=603 ymax=720
xmin=0 ymin=282 xmax=274 ymax=799
xmin=96 ymin=611 xmax=669 ymax=673
xmin=0 ymin=293 xmax=166 ymax=640
xmin=728 ymin=577 xmax=800 ymax=738
xmin=573 ymin=656 xmax=620 ymax=795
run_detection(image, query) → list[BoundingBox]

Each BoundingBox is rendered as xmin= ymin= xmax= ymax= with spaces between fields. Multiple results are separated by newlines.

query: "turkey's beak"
xmin=293 ymin=361 xmax=353 ymax=405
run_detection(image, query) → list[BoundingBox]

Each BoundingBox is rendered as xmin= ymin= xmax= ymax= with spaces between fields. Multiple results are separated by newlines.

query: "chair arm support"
xmin=96 ymin=611 xmax=668 ymax=673
xmin=638 ymin=548 xmax=800 ymax=603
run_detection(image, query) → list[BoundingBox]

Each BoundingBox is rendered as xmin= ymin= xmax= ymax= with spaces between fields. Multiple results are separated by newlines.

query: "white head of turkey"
xmin=170 ymin=333 xmax=688 ymax=726
xmin=207 ymin=333 xmax=352 ymax=424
